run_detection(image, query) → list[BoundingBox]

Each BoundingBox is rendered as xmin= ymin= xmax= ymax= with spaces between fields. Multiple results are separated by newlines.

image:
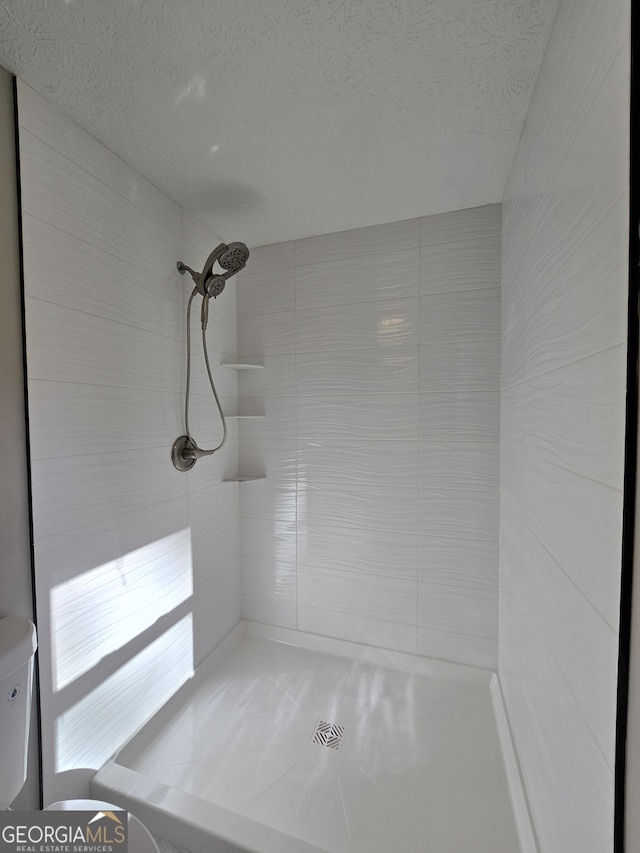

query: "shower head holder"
xmin=171 ymin=435 xmax=215 ymax=472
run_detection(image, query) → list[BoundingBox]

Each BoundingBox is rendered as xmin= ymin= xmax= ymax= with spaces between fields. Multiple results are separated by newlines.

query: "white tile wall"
xmin=294 ymin=247 xmax=420 ymax=311
xmin=17 ymin=82 xmax=241 ymax=802
xmin=237 ymin=204 xmax=501 ymax=664
xmin=296 ymin=297 xmax=420 ymax=352
xmin=499 ymin=0 xmax=629 ymax=848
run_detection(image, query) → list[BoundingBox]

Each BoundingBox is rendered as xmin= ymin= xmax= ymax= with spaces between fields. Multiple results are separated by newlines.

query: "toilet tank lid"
xmin=0 ymin=617 xmax=37 ymax=680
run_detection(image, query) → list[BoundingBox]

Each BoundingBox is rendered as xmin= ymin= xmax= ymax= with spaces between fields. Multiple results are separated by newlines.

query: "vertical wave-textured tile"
xmin=420 ymin=234 xmax=501 ymax=294
xmin=25 ymin=298 xmax=184 ymax=391
xmin=420 ymin=204 xmax=501 ymax=247
xmin=239 ymin=438 xmax=297 ymax=482
xmin=296 ymin=297 xmax=420 ymax=352
xmin=233 ymin=204 xmax=502 ymax=665
xmin=523 ymin=199 xmax=628 ymax=378
xmin=522 ymin=0 xmax=628 ymax=198
xmin=33 ymin=495 xmax=190 ymax=591
xmin=188 ymin=299 xmax=238 ymax=366
xmin=31 ymin=447 xmax=186 ymax=541
xmin=54 ymin=616 xmax=194 ymax=775
xmin=420 ymin=392 xmax=499 ymax=443
xmin=241 ymin=555 xmax=297 ymax=602
xmin=237 ymin=310 xmax=295 ymax=356
xmin=525 ymin=347 xmax=626 ymax=488
xmin=419 ymin=535 xmax=498 ymax=669
xmin=237 ymin=396 xmax=296 ymax=439
xmin=297 ymin=483 xmax=418 ymax=536
xmin=50 ymin=528 xmax=193 ymax=691
xmin=242 ymin=593 xmax=297 ymax=630
xmin=419 ymin=488 xmax=499 ymax=541
xmin=298 ymin=606 xmax=417 ymax=654
xmin=420 ymin=339 xmax=500 ymax=392
xmin=513 ymin=530 xmax=618 ymax=767
xmin=297 ymin=524 xmax=418 ymax=581
xmin=236 ymin=267 xmax=295 ymax=317
xmin=17 ymin=85 xmax=244 ymax=802
xmin=183 ymin=435 xmax=240 ymax=487
xmin=525 ymin=457 xmax=622 ymax=629
xmin=245 ymin=240 xmax=296 ymax=273
xmin=500 ymin=562 xmax=614 ymax=853
xmin=420 ymin=441 xmax=499 ymax=486
xmin=297 ymin=565 xmax=417 ymax=626
xmin=28 ymin=381 xmax=183 ymax=459
xmin=237 ymin=354 xmax=295 ymax=397
xmin=295 ymin=217 xmax=420 ymax=266
xmin=420 ymin=289 xmax=501 ymax=344
xmin=419 ymin=536 xmax=498 ymax=589
xmin=297 ymin=439 xmax=419 ymax=488
xmin=239 ymin=480 xmax=296 ymax=524
xmin=187 ymin=355 xmax=238 ymax=401
xmin=19 ymin=130 xmax=179 ymax=278
xmin=499 ymin=2 xmax=629 ymax=850
xmin=240 ymin=515 xmax=296 ymax=564
xmin=189 ymin=508 xmax=240 ymax=574
xmin=183 ymin=398 xmax=237 ymax=455
xmin=295 ymin=247 xmax=419 ymax=311
xmin=22 ymin=214 xmax=183 ymax=336
xmin=187 ymin=479 xmax=238 ymax=535
xmin=296 ymin=346 xmax=419 ymax=395
xmin=418 ymin=627 xmax=497 ymax=670
xmin=192 ymin=559 xmax=241 ymax=665
xmin=241 ymin=554 xmax=297 ymax=629
xmin=191 ymin=535 xmax=239 ymax=607
xmin=17 ymin=81 xmax=181 ymax=234
xmin=297 ymin=394 xmax=419 ymax=441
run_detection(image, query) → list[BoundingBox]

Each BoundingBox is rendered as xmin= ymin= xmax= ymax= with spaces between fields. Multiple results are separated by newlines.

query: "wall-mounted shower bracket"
xmin=172 ymin=435 xmax=198 ymax=471
xmin=172 ymin=434 xmax=220 ymax=472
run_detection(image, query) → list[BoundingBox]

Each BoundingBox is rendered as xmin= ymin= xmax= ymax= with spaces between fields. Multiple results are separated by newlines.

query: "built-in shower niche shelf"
xmin=222 ymin=475 xmax=267 ymax=483
xmin=226 ymin=414 xmax=266 ymax=419
xmin=220 ymin=362 xmax=265 ymax=370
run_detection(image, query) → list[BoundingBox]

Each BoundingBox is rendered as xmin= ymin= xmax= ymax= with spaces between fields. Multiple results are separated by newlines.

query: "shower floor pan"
xmin=92 ymin=621 xmax=532 ymax=853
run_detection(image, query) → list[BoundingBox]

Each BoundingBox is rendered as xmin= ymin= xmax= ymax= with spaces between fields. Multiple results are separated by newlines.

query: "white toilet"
xmin=0 ymin=616 xmax=160 ymax=853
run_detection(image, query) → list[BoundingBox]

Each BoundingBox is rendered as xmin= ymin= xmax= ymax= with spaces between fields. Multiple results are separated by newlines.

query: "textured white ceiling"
xmin=0 ymin=0 xmax=559 ymax=247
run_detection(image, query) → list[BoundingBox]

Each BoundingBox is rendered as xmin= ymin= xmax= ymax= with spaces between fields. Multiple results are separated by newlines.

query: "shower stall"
xmin=10 ymin=0 xmax=631 ymax=847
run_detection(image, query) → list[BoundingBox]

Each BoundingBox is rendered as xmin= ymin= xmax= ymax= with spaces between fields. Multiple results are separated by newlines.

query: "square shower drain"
xmin=311 ymin=719 xmax=346 ymax=750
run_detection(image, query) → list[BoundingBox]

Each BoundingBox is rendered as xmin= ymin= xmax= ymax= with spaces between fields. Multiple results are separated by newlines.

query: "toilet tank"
xmin=0 ymin=616 xmax=37 ymax=810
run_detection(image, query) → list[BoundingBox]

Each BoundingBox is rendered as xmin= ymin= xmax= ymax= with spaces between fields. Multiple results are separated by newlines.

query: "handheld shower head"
xmin=177 ymin=241 xmax=250 ymax=298
xmin=218 ymin=242 xmax=250 ymax=272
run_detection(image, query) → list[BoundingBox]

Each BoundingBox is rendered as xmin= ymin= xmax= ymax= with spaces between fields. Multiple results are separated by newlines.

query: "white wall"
xmin=16 ymin=80 xmax=242 ymax=804
xmin=499 ymin=0 xmax=630 ymax=848
xmin=235 ymin=205 xmax=501 ymax=669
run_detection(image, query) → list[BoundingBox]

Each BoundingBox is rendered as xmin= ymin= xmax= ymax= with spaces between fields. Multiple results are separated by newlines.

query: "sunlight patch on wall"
xmin=54 ymin=614 xmax=193 ymax=773
xmin=50 ymin=530 xmax=193 ymax=691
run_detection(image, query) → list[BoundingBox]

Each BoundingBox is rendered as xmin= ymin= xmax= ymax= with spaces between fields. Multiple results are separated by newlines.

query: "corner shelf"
xmin=221 ymin=362 xmax=264 ymax=370
xmin=222 ymin=359 xmax=266 ymax=483
xmin=226 ymin=414 xmax=266 ymax=420
xmin=222 ymin=475 xmax=267 ymax=483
